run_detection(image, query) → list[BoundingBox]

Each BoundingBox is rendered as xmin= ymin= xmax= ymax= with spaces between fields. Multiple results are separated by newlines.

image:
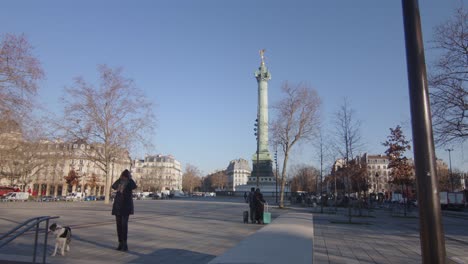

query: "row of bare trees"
xmin=269 ymin=5 xmax=467 ymax=213
xmin=181 ymin=164 xmax=229 ymax=194
xmin=1 ymin=34 xmax=156 ymax=203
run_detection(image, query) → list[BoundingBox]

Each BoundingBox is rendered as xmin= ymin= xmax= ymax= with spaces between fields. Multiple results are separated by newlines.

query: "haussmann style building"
xmin=133 ymin=154 xmax=183 ymax=192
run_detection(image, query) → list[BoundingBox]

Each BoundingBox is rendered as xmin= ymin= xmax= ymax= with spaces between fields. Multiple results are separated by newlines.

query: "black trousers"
xmin=115 ymin=215 xmax=129 ymax=242
xmin=249 ymin=207 xmax=255 ymax=223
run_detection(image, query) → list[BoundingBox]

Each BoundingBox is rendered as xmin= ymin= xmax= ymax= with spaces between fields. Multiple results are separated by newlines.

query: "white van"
xmin=66 ymin=192 xmax=84 ymax=201
xmin=6 ymin=192 xmax=29 ymax=201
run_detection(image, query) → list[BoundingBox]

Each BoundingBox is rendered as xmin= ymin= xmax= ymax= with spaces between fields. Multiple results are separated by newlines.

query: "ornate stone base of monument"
xmin=249 ymin=151 xmax=274 ymax=182
xmin=235 ymin=181 xmax=290 ymax=194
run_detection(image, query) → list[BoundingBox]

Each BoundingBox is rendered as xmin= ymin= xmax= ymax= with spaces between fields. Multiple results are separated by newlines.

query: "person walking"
xmin=112 ymin=169 xmax=137 ymax=251
xmin=247 ymin=187 xmax=256 ymax=223
xmin=254 ymin=188 xmax=266 ymax=224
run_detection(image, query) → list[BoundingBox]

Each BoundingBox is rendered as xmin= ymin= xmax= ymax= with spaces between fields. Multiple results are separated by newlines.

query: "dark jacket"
xmin=254 ymin=191 xmax=265 ymax=220
xmin=111 ymin=178 xmax=137 ymax=216
xmin=248 ymin=191 xmax=255 ymax=208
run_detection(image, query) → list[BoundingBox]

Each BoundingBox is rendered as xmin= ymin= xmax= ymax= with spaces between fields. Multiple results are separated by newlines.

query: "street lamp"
xmin=445 ymin=148 xmax=454 ymax=192
xmin=254 ymin=117 xmax=259 ymax=187
xmin=274 ymin=147 xmax=278 ymax=204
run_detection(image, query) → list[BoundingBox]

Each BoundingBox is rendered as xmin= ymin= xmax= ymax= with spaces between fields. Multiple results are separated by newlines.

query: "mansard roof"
xmin=227 ymin=158 xmax=251 ymax=171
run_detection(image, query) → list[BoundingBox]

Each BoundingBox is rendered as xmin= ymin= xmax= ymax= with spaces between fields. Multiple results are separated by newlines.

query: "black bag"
xmin=243 ymin=211 xmax=249 ymax=223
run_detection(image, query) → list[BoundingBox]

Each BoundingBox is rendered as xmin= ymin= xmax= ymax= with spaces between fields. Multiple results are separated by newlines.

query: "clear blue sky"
xmin=1 ymin=0 xmax=466 ymax=175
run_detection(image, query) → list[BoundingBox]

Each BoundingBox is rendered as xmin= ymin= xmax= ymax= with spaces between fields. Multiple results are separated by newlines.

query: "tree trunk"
xmin=279 ymin=152 xmax=290 ymax=208
xmin=347 ymin=175 xmax=352 ymax=223
xmin=402 ymin=184 xmax=406 ymax=217
xmin=104 ymin=163 xmax=111 ymax=204
xmin=405 ymin=184 xmax=410 ymax=215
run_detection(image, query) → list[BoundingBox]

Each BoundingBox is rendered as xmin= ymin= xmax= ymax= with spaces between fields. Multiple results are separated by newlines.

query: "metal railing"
xmin=0 ymin=215 xmax=59 ymax=264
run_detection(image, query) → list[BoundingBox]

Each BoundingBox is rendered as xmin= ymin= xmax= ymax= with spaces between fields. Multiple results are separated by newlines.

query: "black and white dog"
xmin=49 ymin=223 xmax=72 ymax=256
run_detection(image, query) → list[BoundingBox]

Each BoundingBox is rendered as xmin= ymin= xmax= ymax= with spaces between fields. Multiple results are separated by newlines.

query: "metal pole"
xmin=43 ymin=219 xmax=50 ymax=264
xmin=256 ymin=117 xmax=260 ymax=188
xmin=445 ymin=148 xmax=453 ymax=192
xmin=256 ymin=144 xmax=260 ymax=188
xmin=33 ymin=222 xmax=39 ymax=263
xmin=275 ymin=148 xmax=278 ymax=204
xmin=320 ymin=141 xmax=324 ymax=214
xmin=401 ymin=1 xmax=446 ymax=263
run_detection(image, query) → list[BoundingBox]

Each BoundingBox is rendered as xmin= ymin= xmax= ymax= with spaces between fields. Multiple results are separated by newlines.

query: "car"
xmin=66 ymin=192 xmax=85 ymax=201
xmin=54 ymin=195 xmax=65 ymax=201
xmin=84 ymin=195 xmax=96 ymax=201
xmin=39 ymin=195 xmax=54 ymax=202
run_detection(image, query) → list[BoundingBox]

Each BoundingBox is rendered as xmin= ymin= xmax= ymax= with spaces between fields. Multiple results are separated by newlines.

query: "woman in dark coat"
xmin=253 ymin=188 xmax=265 ymax=224
xmin=112 ymin=169 xmax=137 ymax=251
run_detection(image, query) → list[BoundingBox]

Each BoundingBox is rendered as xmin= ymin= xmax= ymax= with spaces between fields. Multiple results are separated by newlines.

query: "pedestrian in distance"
xmin=254 ymin=188 xmax=266 ymax=224
xmin=244 ymin=192 xmax=248 ymax=203
xmin=112 ymin=169 xmax=137 ymax=251
xmin=247 ymin=187 xmax=256 ymax=223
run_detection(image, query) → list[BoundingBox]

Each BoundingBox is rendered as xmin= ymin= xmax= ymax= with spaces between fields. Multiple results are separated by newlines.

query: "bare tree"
xmin=290 ymin=164 xmax=319 ymax=193
xmin=210 ymin=170 xmax=228 ymax=191
xmin=334 ymin=98 xmax=362 ymax=161
xmin=182 ymin=164 xmax=201 ymax=194
xmin=58 ymin=65 xmax=156 ymax=204
xmin=436 ymin=165 xmax=451 ymax=192
xmin=429 ymin=6 xmax=468 ymax=145
xmin=333 ymin=98 xmax=362 ymax=222
xmin=271 ymin=82 xmax=321 ymax=208
xmin=0 ymin=34 xmax=45 ymax=177
xmin=0 ymin=34 xmax=44 ymax=122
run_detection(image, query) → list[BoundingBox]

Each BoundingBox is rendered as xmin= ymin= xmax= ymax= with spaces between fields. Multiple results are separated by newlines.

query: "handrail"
xmin=0 ymin=215 xmax=59 ymax=264
xmin=0 ymin=216 xmax=48 ymax=241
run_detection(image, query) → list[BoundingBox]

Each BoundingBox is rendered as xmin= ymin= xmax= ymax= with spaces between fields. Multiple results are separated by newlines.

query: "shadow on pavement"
xmin=129 ymin=248 xmax=215 ymax=264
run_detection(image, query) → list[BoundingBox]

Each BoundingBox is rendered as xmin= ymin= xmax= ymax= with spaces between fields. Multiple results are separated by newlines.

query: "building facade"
xmin=361 ymin=154 xmax=391 ymax=194
xmin=330 ymin=153 xmax=450 ymax=198
xmin=0 ymin=135 xmax=130 ymax=197
xmin=133 ymin=154 xmax=182 ymax=192
xmin=226 ymin=158 xmax=251 ymax=191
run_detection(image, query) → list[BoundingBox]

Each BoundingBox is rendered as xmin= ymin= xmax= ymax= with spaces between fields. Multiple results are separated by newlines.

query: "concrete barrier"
xmin=209 ymin=212 xmax=314 ymax=264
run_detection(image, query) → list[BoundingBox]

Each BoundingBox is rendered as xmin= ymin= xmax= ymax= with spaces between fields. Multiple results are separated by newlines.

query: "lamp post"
xmin=445 ymin=148 xmax=454 ymax=192
xmin=402 ymin=1 xmax=446 ymax=262
xmin=320 ymin=141 xmax=323 ymax=214
xmin=254 ymin=117 xmax=260 ymax=187
xmin=275 ymin=148 xmax=278 ymax=204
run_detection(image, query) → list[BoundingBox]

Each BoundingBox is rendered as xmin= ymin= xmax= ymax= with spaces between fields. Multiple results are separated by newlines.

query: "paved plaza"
xmin=0 ymin=197 xmax=467 ymax=264
xmin=0 ymin=198 xmax=279 ymax=264
xmin=311 ymin=207 xmax=468 ymax=264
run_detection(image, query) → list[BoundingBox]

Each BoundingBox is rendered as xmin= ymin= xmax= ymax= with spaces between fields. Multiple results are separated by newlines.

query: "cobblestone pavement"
xmin=311 ymin=206 xmax=468 ymax=264
xmin=0 ymin=198 xmax=283 ymax=264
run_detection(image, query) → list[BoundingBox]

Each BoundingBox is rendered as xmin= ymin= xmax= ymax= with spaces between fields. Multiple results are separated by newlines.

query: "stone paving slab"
xmin=0 ymin=198 xmax=284 ymax=264
xmin=208 ymin=212 xmax=314 ymax=264
xmin=310 ymin=207 xmax=468 ymax=264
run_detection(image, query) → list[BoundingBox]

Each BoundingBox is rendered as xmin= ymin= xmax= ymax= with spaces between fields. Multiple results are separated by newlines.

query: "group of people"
xmin=245 ymin=187 xmax=266 ymax=224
